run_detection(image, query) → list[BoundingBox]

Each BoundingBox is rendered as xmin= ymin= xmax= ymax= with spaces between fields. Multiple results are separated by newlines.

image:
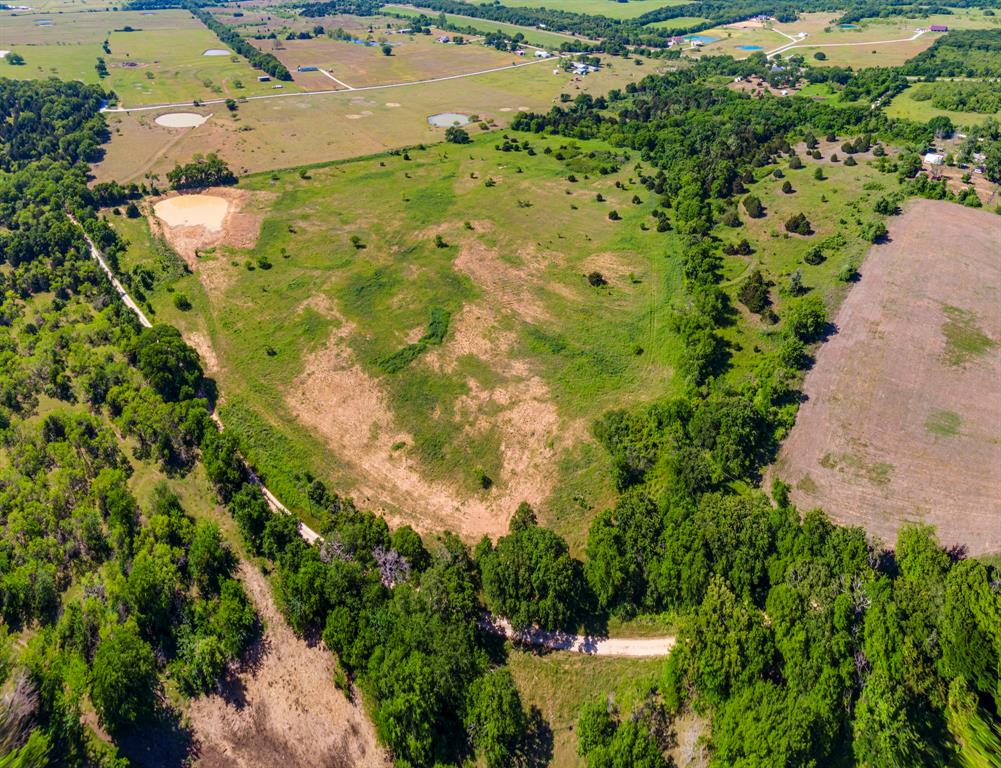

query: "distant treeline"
xmin=126 ymin=0 xmax=293 ymax=80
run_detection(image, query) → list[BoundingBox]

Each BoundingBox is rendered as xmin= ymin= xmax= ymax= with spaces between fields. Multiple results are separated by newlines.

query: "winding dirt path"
xmin=70 ymin=216 xmax=676 ymax=659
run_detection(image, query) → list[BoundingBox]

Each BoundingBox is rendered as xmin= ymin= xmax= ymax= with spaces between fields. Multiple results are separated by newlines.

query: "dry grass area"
xmin=91 ymin=59 xmax=654 ymax=181
xmin=253 ymin=34 xmax=517 ymax=89
xmin=187 ymin=562 xmax=387 ymax=768
xmin=775 ymin=199 xmax=1001 ymax=556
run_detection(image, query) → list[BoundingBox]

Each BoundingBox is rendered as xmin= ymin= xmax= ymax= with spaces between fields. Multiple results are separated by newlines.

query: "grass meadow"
xmin=116 ymin=125 xmax=897 ymax=549
xmin=886 ymin=85 xmax=1001 ymax=129
xmin=506 ymin=649 xmax=666 ymax=768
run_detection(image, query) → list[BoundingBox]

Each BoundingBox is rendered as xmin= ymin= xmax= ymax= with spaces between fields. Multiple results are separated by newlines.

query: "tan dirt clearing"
xmin=188 ymin=562 xmax=386 ymax=768
xmin=286 ymin=302 xmax=567 ymax=540
xmin=151 ymin=187 xmax=265 ymax=267
xmin=775 ymin=199 xmax=1001 ymax=555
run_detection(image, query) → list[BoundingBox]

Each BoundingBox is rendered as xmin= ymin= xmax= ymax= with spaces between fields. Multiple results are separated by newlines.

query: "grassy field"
xmin=765 ymin=9 xmax=1001 ymax=67
xmin=123 ymin=133 xmax=684 ymax=545
xmin=92 ymin=56 xmax=656 ymax=182
xmin=107 ymin=25 xmax=303 ymax=106
xmin=111 ymin=123 xmax=897 ymax=551
xmin=2 ymin=8 xmax=298 ymax=104
xmin=677 ymin=9 xmax=1001 ymax=64
xmin=644 ymin=16 xmax=710 ymax=30
xmin=506 ymin=649 xmax=666 ymax=768
xmin=886 ymin=84 xmax=1001 ymax=128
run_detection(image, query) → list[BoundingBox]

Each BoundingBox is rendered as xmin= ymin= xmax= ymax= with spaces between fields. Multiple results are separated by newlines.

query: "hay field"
xmin=92 ymin=58 xmax=655 ymax=182
xmin=776 ymin=200 xmax=1001 ymax=557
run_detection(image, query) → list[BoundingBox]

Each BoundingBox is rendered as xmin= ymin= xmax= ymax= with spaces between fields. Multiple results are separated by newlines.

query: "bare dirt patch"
xmin=774 ymin=199 xmax=1001 ymax=555
xmin=188 ymin=562 xmax=386 ymax=768
xmin=151 ymin=187 xmax=268 ymax=298
xmin=451 ymin=229 xmax=559 ymax=325
xmin=152 ymin=187 xmax=264 ymax=266
xmin=286 ymin=302 xmax=568 ymax=540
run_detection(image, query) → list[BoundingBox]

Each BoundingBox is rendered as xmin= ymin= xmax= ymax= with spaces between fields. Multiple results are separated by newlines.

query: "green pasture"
xmin=886 ymin=85 xmax=1001 ymax=128
xmin=717 ymin=151 xmax=898 ymax=385
xmin=2 ymin=42 xmax=104 ymax=83
xmin=645 ymin=16 xmax=711 ymax=30
xmin=106 ymin=26 xmax=300 ymax=106
xmin=125 ymin=127 xmax=897 ymax=546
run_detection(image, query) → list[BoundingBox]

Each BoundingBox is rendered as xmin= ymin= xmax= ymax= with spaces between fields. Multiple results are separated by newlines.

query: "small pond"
xmin=427 ymin=112 xmax=471 ymax=128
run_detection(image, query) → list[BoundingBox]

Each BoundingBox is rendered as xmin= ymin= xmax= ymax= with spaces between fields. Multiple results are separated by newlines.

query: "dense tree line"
xmin=912 ymin=80 xmax=1001 ymax=115
xmin=902 ymin=29 xmax=1001 ymax=78
xmin=0 ymin=77 xmax=259 ymax=765
xmin=166 ymin=152 xmax=237 ymax=190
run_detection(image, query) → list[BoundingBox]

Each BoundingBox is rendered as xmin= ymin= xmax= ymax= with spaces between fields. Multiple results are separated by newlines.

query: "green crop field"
xmin=115 ymin=126 xmax=896 ymax=550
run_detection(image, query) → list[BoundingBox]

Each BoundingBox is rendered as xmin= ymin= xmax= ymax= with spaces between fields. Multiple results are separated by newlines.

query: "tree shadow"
xmin=114 ymin=706 xmax=197 ymax=768
xmin=518 ymin=706 xmax=554 ymax=768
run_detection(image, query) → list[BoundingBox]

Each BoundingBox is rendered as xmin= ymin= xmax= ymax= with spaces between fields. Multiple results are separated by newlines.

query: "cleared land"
xmin=188 ymin=562 xmax=387 ymax=768
xmin=91 ymin=57 xmax=654 ymax=181
xmin=776 ymin=200 xmax=1001 ymax=556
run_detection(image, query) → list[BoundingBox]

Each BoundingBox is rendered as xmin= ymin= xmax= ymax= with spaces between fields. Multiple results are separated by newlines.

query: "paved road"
xmin=104 ymin=56 xmax=555 ymax=113
xmin=68 ymin=215 xmax=676 ymax=659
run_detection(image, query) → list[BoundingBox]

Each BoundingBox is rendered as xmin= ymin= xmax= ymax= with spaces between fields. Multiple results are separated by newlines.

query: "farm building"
xmin=257 ymin=75 xmax=271 ymax=82
xmin=923 ymin=152 xmax=945 ymax=165
xmin=535 ymin=50 xmax=552 ymax=58
xmin=930 ymin=24 xmax=948 ymax=32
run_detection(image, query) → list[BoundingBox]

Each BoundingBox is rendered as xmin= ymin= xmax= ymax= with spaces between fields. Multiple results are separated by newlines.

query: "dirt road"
xmin=70 ymin=217 xmax=678 ymax=659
